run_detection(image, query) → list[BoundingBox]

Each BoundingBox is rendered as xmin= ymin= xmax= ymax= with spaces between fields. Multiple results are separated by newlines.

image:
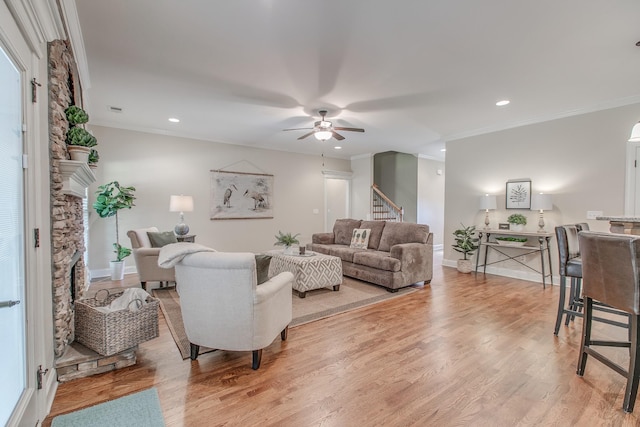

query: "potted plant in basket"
xmin=274 ymin=231 xmax=300 ymax=255
xmin=93 ymin=181 xmax=136 ymax=280
xmin=507 ymin=213 xmax=527 ymax=232
xmin=65 ymin=105 xmax=97 ymax=162
xmin=452 ymin=224 xmax=479 ymax=273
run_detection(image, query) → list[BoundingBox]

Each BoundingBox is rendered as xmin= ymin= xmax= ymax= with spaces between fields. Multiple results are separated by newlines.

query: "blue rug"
xmin=51 ymin=388 xmax=165 ymax=427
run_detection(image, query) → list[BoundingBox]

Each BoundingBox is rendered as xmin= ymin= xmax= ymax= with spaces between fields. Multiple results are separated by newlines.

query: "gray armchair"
xmin=127 ymin=227 xmax=176 ymax=290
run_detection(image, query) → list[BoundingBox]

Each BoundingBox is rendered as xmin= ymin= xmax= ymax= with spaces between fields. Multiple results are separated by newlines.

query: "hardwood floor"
xmin=43 ymin=256 xmax=640 ymax=426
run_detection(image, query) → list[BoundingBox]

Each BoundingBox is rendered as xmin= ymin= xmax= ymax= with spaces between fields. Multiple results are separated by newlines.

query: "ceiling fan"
xmin=283 ymin=110 xmax=365 ymax=141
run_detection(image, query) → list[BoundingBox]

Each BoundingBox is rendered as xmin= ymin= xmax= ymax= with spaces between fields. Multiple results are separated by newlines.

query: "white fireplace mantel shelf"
xmin=59 ymin=160 xmax=96 ymax=198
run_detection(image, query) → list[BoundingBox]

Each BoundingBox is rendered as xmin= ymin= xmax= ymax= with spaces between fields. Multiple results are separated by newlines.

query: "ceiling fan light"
xmin=629 ymin=121 xmax=640 ymax=142
xmin=314 ymin=130 xmax=332 ymax=141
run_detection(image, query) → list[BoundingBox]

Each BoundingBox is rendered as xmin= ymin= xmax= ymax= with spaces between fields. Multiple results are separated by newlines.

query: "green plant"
xmin=93 ymin=181 xmax=136 ymax=261
xmin=495 ymin=237 xmax=528 ymax=242
xmin=66 ymin=126 xmax=97 ymax=147
xmin=274 ymin=231 xmax=300 ymax=247
xmin=507 ymin=213 xmax=527 ymax=225
xmin=88 ymin=148 xmax=99 ymax=164
xmin=452 ymin=224 xmax=479 ymax=260
xmin=64 ymin=105 xmax=89 ymax=125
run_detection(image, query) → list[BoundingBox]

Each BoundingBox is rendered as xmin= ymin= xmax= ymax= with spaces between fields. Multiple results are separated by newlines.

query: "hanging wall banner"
xmin=210 ymin=170 xmax=274 ymax=219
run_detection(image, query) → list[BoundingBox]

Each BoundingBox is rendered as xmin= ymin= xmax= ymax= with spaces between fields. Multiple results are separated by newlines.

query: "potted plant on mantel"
xmin=65 ymin=105 xmax=97 ymax=163
xmin=93 ymin=181 xmax=136 ymax=280
xmin=452 ymin=224 xmax=479 ymax=273
xmin=88 ymin=148 xmax=99 ymax=170
xmin=274 ymin=231 xmax=300 ymax=255
xmin=507 ymin=213 xmax=527 ymax=232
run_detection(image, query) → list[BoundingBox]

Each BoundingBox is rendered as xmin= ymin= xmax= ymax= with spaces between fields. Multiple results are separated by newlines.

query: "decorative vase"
xmin=457 ymin=259 xmax=473 ymax=274
xmin=110 ymin=260 xmax=125 ymax=280
xmin=510 ymin=224 xmax=524 ymax=232
xmin=67 ymin=145 xmax=91 ymax=162
xmin=283 ymin=245 xmax=294 ymax=255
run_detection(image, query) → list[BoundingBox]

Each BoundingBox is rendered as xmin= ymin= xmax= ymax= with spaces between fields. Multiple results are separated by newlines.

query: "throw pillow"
xmin=350 ymin=228 xmax=371 ymax=249
xmin=255 ymin=254 xmax=272 ymax=285
xmin=147 ymin=231 xmax=178 ymax=248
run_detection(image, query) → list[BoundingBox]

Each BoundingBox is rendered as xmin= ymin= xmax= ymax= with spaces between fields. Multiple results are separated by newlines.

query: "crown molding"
xmin=5 ymin=0 xmax=65 ymax=57
xmin=58 ymin=0 xmax=91 ymax=91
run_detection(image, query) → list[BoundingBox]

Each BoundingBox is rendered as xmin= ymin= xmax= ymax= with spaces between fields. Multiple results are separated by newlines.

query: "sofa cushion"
xmin=329 ymin=246 xmax=363 ymax=263
xmin=147 ymin=231 xmax=178 ymax=247
xmin=353 ymin=250 xmax=401 ymax=272
xmin=359 ymin=220 xmax=386 ymax=250
xmin=333 ymin=219 xmax=362 ymax=245
xmin=350 ymin=228 xmax=371 ymax=249
xmin=378 ymin=222 xmax=430 ymax=252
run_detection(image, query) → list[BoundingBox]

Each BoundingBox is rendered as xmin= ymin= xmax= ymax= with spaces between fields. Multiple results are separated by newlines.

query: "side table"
xmin=176 ymin=234 xmax=196 ymax=243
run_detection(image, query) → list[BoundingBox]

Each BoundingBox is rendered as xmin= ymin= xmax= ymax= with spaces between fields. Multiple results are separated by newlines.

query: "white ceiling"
xmin=72 ymin=0 xmax=640 ymax=161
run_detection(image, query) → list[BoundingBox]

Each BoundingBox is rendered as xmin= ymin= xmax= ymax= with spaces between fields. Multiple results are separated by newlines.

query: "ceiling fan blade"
xmin=297 ymin=131 xmax=316 ymax=140
xmin=332 ymin=131 xmax=345 ymax=141
xmin=334 ymin=127 xmax=365 ymax=132
xmin=283 ymin=127 xmax=313 ymax=131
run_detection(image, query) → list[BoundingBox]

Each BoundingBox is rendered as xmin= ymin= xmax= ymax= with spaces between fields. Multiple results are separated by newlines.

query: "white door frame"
xmin=624 ymin=141 xmax=640 ymax=216
xmin=322 ymin=170 xmax=353 ymax=232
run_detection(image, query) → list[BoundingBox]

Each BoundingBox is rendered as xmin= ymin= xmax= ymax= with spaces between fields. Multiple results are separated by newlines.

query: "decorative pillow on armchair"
xmin=255 ymin=254 xmax=272 ymax=285
xmin=350 ymin=228 xmax=371 ymax=249
xmin=147 ymin=231 xmax=178 ymax=248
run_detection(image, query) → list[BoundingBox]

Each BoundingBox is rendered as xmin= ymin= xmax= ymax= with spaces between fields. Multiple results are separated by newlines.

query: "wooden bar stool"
xmin=577 ymin=231 xmax=640 ymax=413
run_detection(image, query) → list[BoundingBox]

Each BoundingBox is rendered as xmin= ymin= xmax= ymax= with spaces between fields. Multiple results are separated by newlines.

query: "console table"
xmin=475 ymin=229 xmax=554 ymax=288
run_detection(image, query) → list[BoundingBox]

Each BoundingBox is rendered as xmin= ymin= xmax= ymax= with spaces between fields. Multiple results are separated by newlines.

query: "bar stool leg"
xmin=554 ymin=275 xmax=568 ymax=335
xmin=624 ymin=315 xmax=640 ymax=413
xmin=577 ymin=297 xmax=593 ymax=376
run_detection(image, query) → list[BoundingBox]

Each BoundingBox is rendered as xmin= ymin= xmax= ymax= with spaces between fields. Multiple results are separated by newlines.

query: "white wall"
xmin=350 ymin=154 xmax=373 ymax=221
xmin=418 ymin=156 xmax=445 ymax=247
xmin=87 ymin=126 xmax=350 ymax=275
xmin=443 ymin=103 xmax=640 ymax=283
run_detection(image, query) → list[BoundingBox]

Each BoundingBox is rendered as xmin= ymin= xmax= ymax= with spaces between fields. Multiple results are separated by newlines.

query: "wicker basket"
xmin=75 ymin=289 xmax=159 ymax=356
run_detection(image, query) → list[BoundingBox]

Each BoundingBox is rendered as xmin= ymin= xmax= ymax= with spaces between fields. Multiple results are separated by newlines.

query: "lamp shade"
xmin=314 ymin=130 xmax=333 ymax=141
xmin=530 ymin=193 xmax=552 ymax=211
xmin=169 ymin=195 xmax=194 ymax=212
xmin=479 ymin=194 xmax=497 ymax=210
xmin=629 ymin=121 xmax=640 ymax=142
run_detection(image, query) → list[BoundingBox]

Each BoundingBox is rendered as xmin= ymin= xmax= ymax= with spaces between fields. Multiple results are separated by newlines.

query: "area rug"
xmin=51 ymin=388 xmax=164 ymax=427
xmin=153 ymin=278 xmax=417 ymax=359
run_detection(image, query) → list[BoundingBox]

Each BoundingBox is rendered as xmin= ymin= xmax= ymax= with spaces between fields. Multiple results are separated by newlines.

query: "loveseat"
xmin=309 ymin=219 xmax=433 ymax=292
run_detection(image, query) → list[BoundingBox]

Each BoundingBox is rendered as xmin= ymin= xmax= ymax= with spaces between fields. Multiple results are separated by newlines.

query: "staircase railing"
xmin=371 ymin=184 xmax=403 ymax=222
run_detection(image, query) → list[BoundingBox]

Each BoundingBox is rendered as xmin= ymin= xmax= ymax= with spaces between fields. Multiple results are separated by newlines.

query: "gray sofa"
xmin=309 ymin=219 xmax=433 ymax=292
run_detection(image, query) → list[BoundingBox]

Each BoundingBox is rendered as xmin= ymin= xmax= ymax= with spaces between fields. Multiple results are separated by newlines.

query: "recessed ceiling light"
xmin=496 ymin=100 xmax=510 ymax=107
xmin=334 ymin=146 xmax=342 ymax=150
xmin=168 ymin=117 xmax=180 ymax=123
xmin=440 ymin=148 xmax=446 ymax=152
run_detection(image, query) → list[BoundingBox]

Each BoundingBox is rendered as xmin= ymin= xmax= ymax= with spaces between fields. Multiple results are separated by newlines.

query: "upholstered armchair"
xmin=127 ymin=227 xmax=176 ymax=290
xmin=167 ymin=249 xmax=293 ymax=369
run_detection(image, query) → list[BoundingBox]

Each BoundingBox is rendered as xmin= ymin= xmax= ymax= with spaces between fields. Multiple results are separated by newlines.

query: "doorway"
xmin=323 ymin=172 xmax=352 ymax=232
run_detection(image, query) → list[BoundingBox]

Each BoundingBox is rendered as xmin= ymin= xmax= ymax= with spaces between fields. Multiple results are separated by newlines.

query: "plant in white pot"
xmin=507 ymin=213 xmax=527 ymax=232
xmin=274 ymin=231 xmax=300 ymax=255
xmin=452 ymin=224 xmax=479 ymax=273
xmin=93 ymin=181 xmax=136 ymax=280
xmin=65 ymin=105 xmax=97 ymax=162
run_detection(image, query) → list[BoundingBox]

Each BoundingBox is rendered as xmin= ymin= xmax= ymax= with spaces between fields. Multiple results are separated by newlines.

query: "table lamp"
xmin=169 ymin=195 xmax=194 ymax=236
xmin=479 ymin=194 xmax=497 ymax=229
xmin=530 ymin=193 xmax=552 ymax=233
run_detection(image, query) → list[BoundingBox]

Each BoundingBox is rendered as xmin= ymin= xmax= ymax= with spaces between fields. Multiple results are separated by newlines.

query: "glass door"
xmin=0 ymin=45 xmax=26 ymax=426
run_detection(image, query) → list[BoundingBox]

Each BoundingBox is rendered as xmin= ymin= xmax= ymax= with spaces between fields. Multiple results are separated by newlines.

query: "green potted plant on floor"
xmin=507 ymin=213 xmax=527 ymax=232
xmin=93 ymin=181 xmax=136 ymax=280
xmin=274 ymin=231 xmax=300 ymax=255
xmin=452 ymin=224 xmax=479 ymax=273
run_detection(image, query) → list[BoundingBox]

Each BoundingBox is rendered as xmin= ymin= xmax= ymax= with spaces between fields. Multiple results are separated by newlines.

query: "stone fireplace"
xmin=49 ymin=40 xmax=136 ymax=381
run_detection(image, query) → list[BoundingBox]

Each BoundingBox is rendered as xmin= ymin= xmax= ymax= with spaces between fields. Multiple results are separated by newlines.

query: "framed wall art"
xmin=210 ymin=170 xmax=274 ymax=220
xmin=505 ymin=179 xmax=531 ymax=209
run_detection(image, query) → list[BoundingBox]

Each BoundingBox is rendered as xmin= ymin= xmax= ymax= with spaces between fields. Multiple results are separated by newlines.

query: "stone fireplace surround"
xmin=49 ymin=40 xmax=136 ymax=381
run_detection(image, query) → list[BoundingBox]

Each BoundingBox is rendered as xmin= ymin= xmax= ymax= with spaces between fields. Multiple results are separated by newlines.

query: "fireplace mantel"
xmin=59 ymin=160 xmax=96 ymax=198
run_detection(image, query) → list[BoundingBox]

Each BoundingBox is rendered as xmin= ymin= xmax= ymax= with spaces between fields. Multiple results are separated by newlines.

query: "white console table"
xmin=475 ymin=229 xmax=554 ymax=288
